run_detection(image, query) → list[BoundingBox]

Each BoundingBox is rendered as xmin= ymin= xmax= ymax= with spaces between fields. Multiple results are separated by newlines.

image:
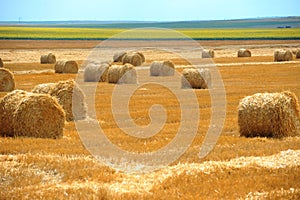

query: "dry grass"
xmin=0 ymin=40 xmax=300 ymax=199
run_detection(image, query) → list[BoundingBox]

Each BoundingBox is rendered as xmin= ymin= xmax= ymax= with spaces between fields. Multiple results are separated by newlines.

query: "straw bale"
xmin=32 ymin=79 xmax=87 ymax=121
xmin=40 ymin=53 xmax=56 ymax=64
xmin=13 ymin=93 xmax=65 ymax=138
xmin=47 ymin=53 xmax=56 ymax=64
xmin=202 ymin=49 xmax=215 ymax=58
xmin=238 ymin=91 xmax=300 ymax=138
xmin=113 ymin=51 xmax=127 ymax=62
xmin=54 ymin=61 xmax=65 ymax=73
xmin=64 ymin=60 xmax=78 ymax=73
xmin=0 ymin=90 xmax=29 ymax=136
xmin=238 ymin=49 xmax=251 ymax=57
xmin=181 ymin=68 xmax=211 ymax=89
xmin=40 ymin=55 xmax=49 ymax=64
xmin=54 ymin=60 xmax=78 ymax=74
xmin=274 ymin=49 xmax=293 ymax=62
xmin=122 ymin=52 xmax=144 ymax=66
xmin=108 ymin=64 xmax=137 ymax=84
xmin=0 ymin=68 xmax=15 ymax=92
xmin=149 ymin=61 xmax=161 ymax=76
xmin=150 ymin=60 xmax=175 ymax=76
xmin=84 ymin=62 xmax=110 ymax=82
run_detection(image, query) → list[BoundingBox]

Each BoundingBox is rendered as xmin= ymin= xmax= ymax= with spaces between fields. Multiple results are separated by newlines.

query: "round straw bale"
xmin=113 ymin=51 xmax=127 ymax=62
xmin=47 ymin=53 xmax=56 ymax=64
xmin=202 ymin=49 xmax=215 ymax=58
xmin=55 ymin=60 xmax=78 ymax=73
xmin=122 ymin=53 xmax=144 ymax=66
xmin=237 ymin=49 xmax=251 ymax=57
xmin=40 ymin=53 xmax=56 ymax=64
xmin=63 ymin=60 xmax=78 ymax=73
xmin=13 ymin=93 xmax=65 ymax=139
xmin=40 ymin=55 xmax=49 ymax=64
xmin=33 ymin=80 xmax=87 ymax=121
xmin=0 ymin=58 xmax=3 ymax=68
xmin=274 ymin=49 xmax=293 ymax=62
xmin=181 ymin=68 xmax=211 ymax=89
xmin=108 ymin=64 xmax=137 ymax=84
xmin=296 ymin=50 xmax=300 ymax=59
xmin=131 ymin=54 xmax=143 ymax=66
xmin=84 ymin=63 xmax=110 ymax=82
xmin=238 ymin=91 xmax=300 ymax=138
xmin=161 ymin=60 xmax=175 ymax=76
xmin=0 ymin=68 xmax=15 ymax=92
xmin=150 ymin=60 xmax=175 ymax=76
xmin=0 ymin=90 xmax=29 ymax=137
xmin=149 ymin=61 xmax=161 ymax=76
xmin=54 ymin=61 xmax=65 ymax=73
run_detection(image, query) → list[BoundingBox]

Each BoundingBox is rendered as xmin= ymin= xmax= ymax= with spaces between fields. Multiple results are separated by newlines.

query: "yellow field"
xmin=0 ymin=26 xmax=300 ymax=39
xmin=0 ymin=40 xmax=300 ymax=199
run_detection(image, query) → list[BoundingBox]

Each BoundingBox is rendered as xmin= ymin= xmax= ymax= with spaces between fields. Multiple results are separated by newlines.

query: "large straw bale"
xmin=202 ymin=49 xmax=215 ymax=58
xmin=113 ymin=51 xmax=127 ymax=62
xmin=84 ymin=62 xmax=110 ymax=82
xmin=0 ymin=90 xmax=65 ymax=138
xmin=0 ymin=68 xmax=15 ymax=92
xmin=274 ymin=49 xmax=293 ymax=62
xmin=40 ymin=53 xmax=56 ymax=64
xmin=0 ymin=90 xmax=29 ymax=136
xmin=150 ymin=60 xmax=175 ymax=76
xmin=108 ymin=64 xmax=137 ymax=84
xmin=55 ymin=60 xmax=78 ymax=74
xmin=32 ymin=79 xmax=87 ymax=121
xmin=0 ymin=58 xmax=3 ymax=68
xmin=237 ymin=49 xmax=251 ymax=57
xmin=181 ymin=68 xmax=211 ymax=89
xmin=13 ymin=93 xmax=65 ymax=138
xmin=238 ymin=91 xmax=300 ymax=138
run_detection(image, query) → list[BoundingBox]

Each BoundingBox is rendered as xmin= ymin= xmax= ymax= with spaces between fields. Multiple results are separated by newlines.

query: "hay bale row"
xmin=0 ymin=58 xmax=3 ymax=68
xmin=122 ymin=52 xmax=145 ymax=66
xmin=150 ymin=60 xmax=175 ymax=76
xmin=0 ymin=68 xmax=15 ymax=92
xmin=202 ymin=49 xmax=215 ymax=58
xmin=0 ymin=90 xmax=65 ymax=138
xmin=40 ymin=53 xmax=56 ymax=64
xmin=55 ymin=60 xmax=78 ymax=74
xmin=32 ymin=79 xmax=87 ymax=121
xmin=181 ymin=68 xmax=211 ymax=89
xmin=274 ymin=49 xmax=293 ymax=62
xmin=238 ymin=91 xmax=300 ymax=138
xmin=107 ymin=64 xmax=137 ymax=84
xmin=84 ymin=62 xmax=110 ymax=82
xmin=237 ymin=49 xmax=251 ymax=57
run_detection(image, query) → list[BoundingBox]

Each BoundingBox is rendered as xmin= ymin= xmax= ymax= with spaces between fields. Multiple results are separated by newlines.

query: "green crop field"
xmin=0 ymin=26 xmax=300 ymax=40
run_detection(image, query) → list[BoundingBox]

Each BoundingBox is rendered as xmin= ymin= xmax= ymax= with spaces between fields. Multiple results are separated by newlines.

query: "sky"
xmin=1 ymin=0 xmax=300 ymax=22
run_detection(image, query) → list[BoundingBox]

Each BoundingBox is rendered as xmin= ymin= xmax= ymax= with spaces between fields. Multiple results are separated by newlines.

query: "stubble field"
xmin=0 ymin=39 xmax=300 ymax=199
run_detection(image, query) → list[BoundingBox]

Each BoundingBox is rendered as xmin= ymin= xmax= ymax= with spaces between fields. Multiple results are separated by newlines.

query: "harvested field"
xmin=0 ymin=40 xmax=300 ymax=199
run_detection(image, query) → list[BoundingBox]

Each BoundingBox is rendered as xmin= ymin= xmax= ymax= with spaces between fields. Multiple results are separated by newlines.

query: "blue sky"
xmin=1 ymin=0 xmax=299 ymax=21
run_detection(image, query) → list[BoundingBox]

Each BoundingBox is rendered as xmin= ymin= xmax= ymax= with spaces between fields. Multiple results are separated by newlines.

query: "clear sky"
xmin=1 ymin=0 xmax=299 ymax=22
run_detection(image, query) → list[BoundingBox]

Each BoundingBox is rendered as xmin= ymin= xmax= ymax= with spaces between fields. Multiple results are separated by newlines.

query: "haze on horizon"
xmin=1 ymin=0 xmax=299 ymax=22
